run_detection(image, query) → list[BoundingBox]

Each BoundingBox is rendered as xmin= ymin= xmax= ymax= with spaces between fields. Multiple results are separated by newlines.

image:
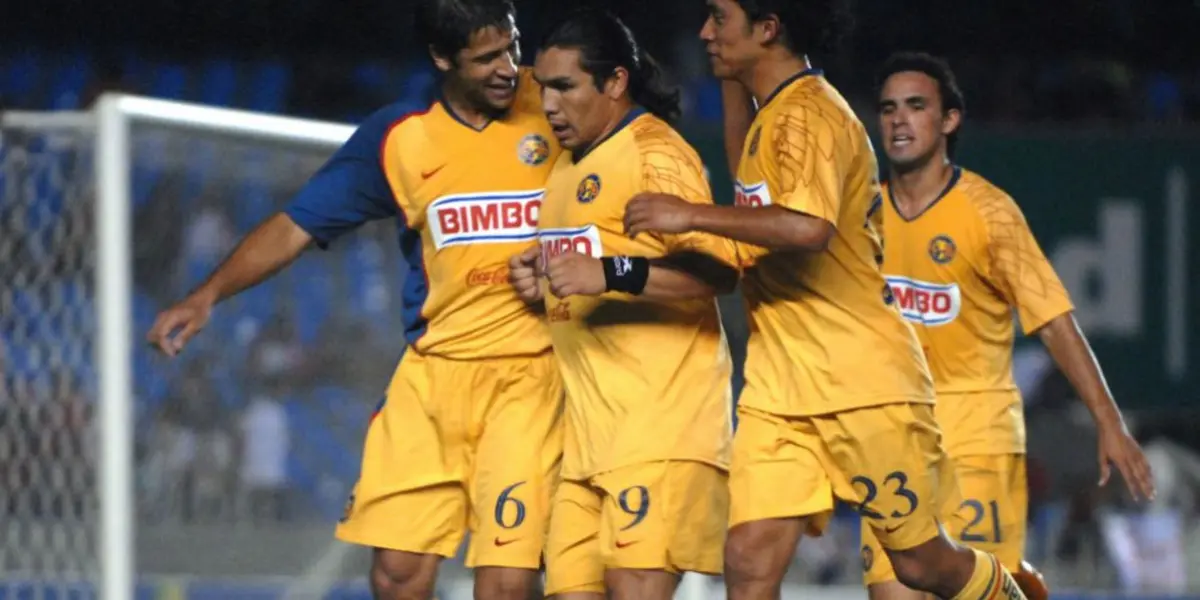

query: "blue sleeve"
xmin=284 ymin=103 xmax=410 ymax=248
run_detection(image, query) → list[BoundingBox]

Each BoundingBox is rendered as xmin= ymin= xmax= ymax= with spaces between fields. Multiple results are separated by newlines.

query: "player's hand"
xmin=545 ymin=252 xmax=606 ymax=298
xmin=508 ymin=246 xmax=544 ymax=303
xmin=624 ymin=193 xmax=697 ymax=237
xmin=1096 ymin=420 xmax=1156 ymax=502
xmin=147 ymin=292 xmax=216 ymax=357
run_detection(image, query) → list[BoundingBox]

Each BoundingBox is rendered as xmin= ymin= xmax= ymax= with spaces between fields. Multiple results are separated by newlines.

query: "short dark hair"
xmin=540 ymin=10 xmax=681 ymax=123
xmin=414 ymin=0 xmax=516 ymax=61
xmin=733 ymin=0 xmax=854 ymax=57
xmin=876 ymin=51 xmax=966 ymax=157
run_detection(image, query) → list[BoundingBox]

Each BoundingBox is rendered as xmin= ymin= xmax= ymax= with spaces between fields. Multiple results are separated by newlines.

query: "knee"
xmin=605 ymin=569 xmax=677 ymax=600
xmin=370 ymin=549 xmax=438 ymax=600
xmin=724 ymin=523 xmax=786 ymax=585
xmin=475 ymin=567 xmax=539 ymax=600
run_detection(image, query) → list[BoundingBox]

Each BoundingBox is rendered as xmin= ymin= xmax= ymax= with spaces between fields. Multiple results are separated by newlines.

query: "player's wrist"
xmin=188 ymin=284 xmax=222 ymax=308
xmin=601 ymin=256 xmax=650 ymax=295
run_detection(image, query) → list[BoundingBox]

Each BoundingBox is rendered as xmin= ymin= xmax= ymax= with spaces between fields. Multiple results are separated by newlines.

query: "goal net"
xmin=1 ymin=113 xmax=99 ymax=598
xmin=0 ymin=97 xmax=481 ymax=599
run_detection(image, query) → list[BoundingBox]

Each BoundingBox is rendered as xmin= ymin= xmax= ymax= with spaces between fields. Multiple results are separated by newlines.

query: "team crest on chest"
xmin=928 ymin=235 xmax=957 ymax=264
xmin=748 ymin=126 xmax=762 ymax=157
xmin=577 ymin=174 xmax=602 ymax=204
xmin=517 ymin=134 xmax=550 ymax=166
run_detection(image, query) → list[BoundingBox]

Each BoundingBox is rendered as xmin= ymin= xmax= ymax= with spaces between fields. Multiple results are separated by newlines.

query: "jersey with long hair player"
xmin=509 ymin=9 xmax=738 ymax=600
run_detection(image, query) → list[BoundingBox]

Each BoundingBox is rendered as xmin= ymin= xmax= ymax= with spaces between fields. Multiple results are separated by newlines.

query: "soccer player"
xmin=861 ymin=51 xmax=1156 ymax=600
xmin=146 ymin=2 xmax=564 ymax=599
xmin=508 ymin=10 xmax=737 ymax=600
xmin=625 ymin=1 xmax=1039 ymax=599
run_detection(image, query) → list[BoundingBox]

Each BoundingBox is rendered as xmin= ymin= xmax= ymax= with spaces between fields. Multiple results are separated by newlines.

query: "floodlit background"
xmin=1 ymin=0 xmax=1198 ymax=598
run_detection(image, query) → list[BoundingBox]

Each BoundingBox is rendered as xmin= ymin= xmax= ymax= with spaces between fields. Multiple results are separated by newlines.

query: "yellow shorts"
xmin=335 ymin=350 xmax=563 ymax=569
xmin=544 ymin=461 xmax=729 ymax=595
xmin=730 ymin=403 xmax=956 ymax=552
xmin=862 ymin=453 xmax=1028 ymax=584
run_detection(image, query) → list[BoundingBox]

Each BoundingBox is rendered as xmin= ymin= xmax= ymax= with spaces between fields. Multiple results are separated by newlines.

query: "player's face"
xmin=438 ymin=16 xmax=522 ymax=115
xmin=700 ymin=0 xmax=762 ymax=80
xmin=878 ymin=71 xmax=961 ymax=170
xmin=535 ymin=47 xmax=628 ymax=151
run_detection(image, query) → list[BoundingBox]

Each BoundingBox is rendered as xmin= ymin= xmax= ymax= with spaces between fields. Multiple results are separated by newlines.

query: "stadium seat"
xmin=151 ymin=63 xmax=188 ymax=101
xmin=46 ymin=54 xmax=92 ymax=110
xmin=248 ymin=61 xmax=290 ymax=113
xmin=199 ymin=60 xmax=237 ymax=107
xmin=1 ymin=51 xmax=40 ymax=107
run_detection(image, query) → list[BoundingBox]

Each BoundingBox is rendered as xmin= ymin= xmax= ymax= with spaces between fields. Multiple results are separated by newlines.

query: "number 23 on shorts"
xmin=851 ymin=471 xmax=919 ymax=523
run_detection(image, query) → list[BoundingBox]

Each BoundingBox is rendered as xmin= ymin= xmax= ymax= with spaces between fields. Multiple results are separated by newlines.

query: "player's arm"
xmin=547 ymin=134 xmax=739 ymax=300
xmin=626 ymin=105 xmax=840 ymax=252
xmin=147 ymin=105 xmax=404 ymax=357
xmin=624 ymin=191 xmax=835 ymax=253
xmin=645 ymin=251 xmax=738 ymax=299
xmin=721 ymin=80 xmax=756 ymax=175
xmin=985 ymin=195 xmax=1155 ymax=501
xmin=543 ymin=250 xmax=736 ymax=301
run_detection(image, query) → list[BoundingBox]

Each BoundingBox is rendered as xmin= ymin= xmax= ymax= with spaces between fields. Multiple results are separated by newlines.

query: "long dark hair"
xmin=540 ymin=9 xmax=682 ymax=123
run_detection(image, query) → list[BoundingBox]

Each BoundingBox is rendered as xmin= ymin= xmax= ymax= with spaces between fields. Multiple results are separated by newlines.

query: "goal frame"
xmin=1 ymin=94 xmax=355 ymax=600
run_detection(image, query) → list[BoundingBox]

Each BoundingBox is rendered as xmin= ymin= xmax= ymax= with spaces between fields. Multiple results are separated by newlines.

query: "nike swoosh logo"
xmin=883 ymin=525 xmax=902 ymax=535
xmin=494 ymin=537 xmax=520 ymax=547
xmin=615 ymin=540 xmax=638 ymax=549
xmin=421 ymin=165 xmax=446 ymax=179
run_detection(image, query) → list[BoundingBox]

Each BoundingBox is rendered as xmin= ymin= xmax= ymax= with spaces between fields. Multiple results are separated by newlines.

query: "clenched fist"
xmin=508 ymin=245 xmax=544 ymax=303
xmin=545 ymin=252 xmax=605 ymax=298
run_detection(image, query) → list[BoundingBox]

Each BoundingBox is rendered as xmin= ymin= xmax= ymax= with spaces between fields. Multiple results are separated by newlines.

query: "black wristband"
xmin=601 ymin=256 xmax=650 ymax=295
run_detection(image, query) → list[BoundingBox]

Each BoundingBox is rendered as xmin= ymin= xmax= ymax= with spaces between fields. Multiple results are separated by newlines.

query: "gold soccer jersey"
xmin=538 ymin=109 xmax=736 ymax=480
xmin=286 ymin=68 xmax=565 ymax=567
xmin=880 ymin=168 xmax=1074 ymax=455
xmin=732 ymin=70 xmax=933 ymax=415
xmin=378 ymin=69 xmax=561 ymax=359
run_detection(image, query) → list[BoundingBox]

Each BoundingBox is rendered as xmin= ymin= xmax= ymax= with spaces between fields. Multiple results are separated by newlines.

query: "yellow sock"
xmin=950 ymin=548 xmax=1028 ymax=600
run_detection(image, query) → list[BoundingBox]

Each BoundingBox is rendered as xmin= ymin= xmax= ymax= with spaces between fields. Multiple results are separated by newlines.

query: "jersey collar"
xmin=760 ymin=68 xmax=823 ymax=109
xmin=886 ymin=165 xmax=963 ymax=223
xmin=571 ymin=106 xmax=647 ymax=163
xmin=437 ymin=94 xmax=495 ymax=132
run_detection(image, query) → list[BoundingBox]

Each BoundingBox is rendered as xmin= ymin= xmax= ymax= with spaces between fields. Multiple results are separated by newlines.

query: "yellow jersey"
xmin=881 ymin=168 xmax=1073 ymax=455
xmin=286 ymin=68 xmax=561 ymax=360
xmin=732 ymin=69 xmax=933 ymax=416
xmin=538 ymin=109 xmax=735 ymax=480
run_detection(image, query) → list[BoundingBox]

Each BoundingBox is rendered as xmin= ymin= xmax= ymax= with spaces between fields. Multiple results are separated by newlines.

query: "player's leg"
xmin=594 ymin=461 xmax=728 ymax=600
xmin=463 ymin=352 xmax=565 ymax=600
xmin=824 ymin=404 xmax=1028 ymax=600
xmin=337 ymin=352 xmax=470 ymax=599
xmin=725 ymin=406 xmax=836 ymax=600
xmin=861 ymin=520 xmax=932 ymax=600
xmin=544 ymin=479 xmax=606 ymax=600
